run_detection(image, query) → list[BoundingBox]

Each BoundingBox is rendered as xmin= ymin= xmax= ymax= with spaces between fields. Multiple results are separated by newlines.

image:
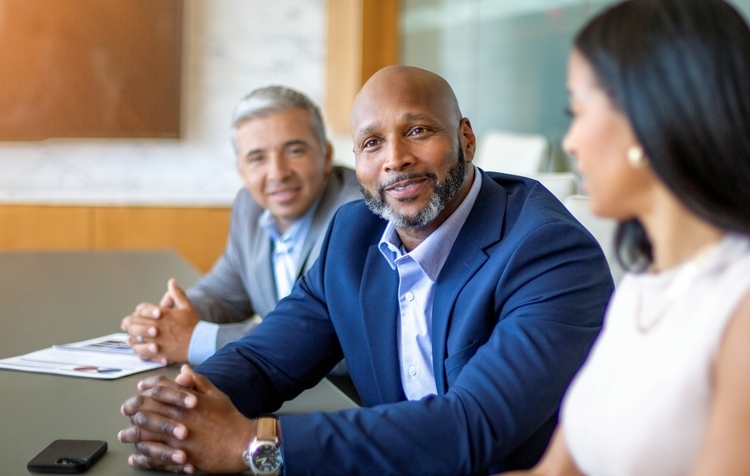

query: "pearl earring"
xmin=627 ymin=146 xmax=647 ymax=168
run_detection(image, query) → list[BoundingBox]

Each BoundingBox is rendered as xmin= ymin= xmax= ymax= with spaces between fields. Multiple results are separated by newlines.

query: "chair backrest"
xmin=532 ymin=173 xmax=579 ymax=203
xmin=475 ymin=129 xmax=550 ymax=176
xmin=564 ymin=195 xmax=626 ymax=286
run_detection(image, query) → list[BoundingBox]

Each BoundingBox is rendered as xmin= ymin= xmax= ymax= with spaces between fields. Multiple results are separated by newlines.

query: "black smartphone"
xmin=27 ymin=440 xmax=107 ymax=474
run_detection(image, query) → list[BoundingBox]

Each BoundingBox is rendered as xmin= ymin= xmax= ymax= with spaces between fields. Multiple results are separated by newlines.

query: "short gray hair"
xmin=231 ymin=85 xmax=327 ymax=153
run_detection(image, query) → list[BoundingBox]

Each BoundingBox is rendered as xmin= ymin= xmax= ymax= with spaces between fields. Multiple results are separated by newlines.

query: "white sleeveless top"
xmin=562 ymin=233 xmax=750 ymax=476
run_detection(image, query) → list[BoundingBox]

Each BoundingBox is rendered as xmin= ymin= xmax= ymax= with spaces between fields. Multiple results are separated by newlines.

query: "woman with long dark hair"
xmin=503 ymin=0 xmax=750 ymax=474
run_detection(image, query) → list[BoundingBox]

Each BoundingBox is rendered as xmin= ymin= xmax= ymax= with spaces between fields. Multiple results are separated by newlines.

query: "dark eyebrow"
xmin=355 ymin=113 xmax=438 ymax=139
xmin=355 ymin=124 xmax=377 ymax=139
xmin=243 ymin=147 xmax=263 ymax=158
xmin=243 ymin=139 xmax=310 ymax=158
xmin=282 ymin=139 xmax=310 ymax=148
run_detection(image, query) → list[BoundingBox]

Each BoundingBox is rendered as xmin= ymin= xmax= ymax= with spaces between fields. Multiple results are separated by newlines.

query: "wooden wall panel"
xmin=325 ymin=0 xmax=400 ymax=135
xmin=0 ymin=205 xmax=230 ymax=273
xmin=0 ymin=0 xmax=182 ymax=139
xmin=93 ymin=207 xmax=231 ymax=273
xmin=0 ymin=206 xmax=92 ymax=249
xmin=361 ymin=0 xmax=400 ymax=84
xmin=325 ymin=0 xmax=363 ymax=134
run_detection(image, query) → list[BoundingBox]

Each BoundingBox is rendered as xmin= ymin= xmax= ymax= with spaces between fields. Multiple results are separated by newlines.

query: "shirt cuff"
xmin=188 ymin=320 xmax=220 ymax=365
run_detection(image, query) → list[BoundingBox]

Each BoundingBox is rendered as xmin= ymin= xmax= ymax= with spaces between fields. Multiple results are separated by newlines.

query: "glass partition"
xmin=401 ymin=0 xmax=750 ymax=172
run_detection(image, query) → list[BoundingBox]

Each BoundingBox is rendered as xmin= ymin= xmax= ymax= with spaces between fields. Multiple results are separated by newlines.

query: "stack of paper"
xmin=0 ymin=333 xmax=166 ymax=379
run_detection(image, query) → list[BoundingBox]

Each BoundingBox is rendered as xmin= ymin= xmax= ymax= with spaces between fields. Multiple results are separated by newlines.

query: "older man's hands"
xmin=118 ymin=365 xmax=257 ymax=474
xmin=121 ymin=278 xmax=199 ymax=364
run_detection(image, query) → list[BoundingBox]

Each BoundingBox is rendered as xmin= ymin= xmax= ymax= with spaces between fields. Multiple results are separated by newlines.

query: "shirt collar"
xmin=378 ymin=165 xmax=482 ymax=280
xmin=259 ymin=192 xmax=323 ymax=245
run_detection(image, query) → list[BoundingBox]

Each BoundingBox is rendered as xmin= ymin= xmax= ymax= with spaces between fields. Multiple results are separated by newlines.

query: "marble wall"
xmin=0 ymin=0 xmax=328 ymax=206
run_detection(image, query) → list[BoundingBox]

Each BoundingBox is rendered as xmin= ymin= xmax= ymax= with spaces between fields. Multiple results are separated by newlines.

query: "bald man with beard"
xmin=117 ymin=66 xmax=613 ymax=475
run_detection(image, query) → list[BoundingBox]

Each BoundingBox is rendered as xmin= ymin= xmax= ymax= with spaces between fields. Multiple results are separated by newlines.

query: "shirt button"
xmin=405 ymin=292 xmax=414 ymax=301
xmin=408 ymin=366 xmax=416 ymax=377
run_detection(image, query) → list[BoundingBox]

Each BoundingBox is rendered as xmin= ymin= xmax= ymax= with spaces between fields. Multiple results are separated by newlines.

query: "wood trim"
xmin=361 ymin=0 xmax=400 ymax=84
xmin=325 ymin=0 xmax=400 ymax=135
xmin=0 ymin=205 xmax=92 ymax=249
xmin=325 ymin=0 xmax=363 ymax=135
xmin=0 ymin=205 xmax=230 ymax=273
xmin=92 ymin=207 xmax=230 ymax=273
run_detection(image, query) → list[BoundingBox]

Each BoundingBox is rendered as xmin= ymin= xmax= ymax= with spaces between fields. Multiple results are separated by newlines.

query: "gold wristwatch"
xmin=243 ymin=416 xmax=283 ymax=476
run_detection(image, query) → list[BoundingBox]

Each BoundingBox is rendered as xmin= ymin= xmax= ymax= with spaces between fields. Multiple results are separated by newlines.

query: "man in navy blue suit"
xmin=118 ymin=66 xmax=614 ymax=475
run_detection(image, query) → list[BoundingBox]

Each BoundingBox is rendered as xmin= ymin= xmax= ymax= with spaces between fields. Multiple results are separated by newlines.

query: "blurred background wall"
xmin=1 ymin=0 xmax=749 ymax=273
xmin=0 ymin=0 xmax=326 ymax=205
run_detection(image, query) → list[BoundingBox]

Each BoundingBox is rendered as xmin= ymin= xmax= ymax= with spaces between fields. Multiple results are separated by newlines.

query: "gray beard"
xmin=359 ymin=147 xmax=467 ymax=229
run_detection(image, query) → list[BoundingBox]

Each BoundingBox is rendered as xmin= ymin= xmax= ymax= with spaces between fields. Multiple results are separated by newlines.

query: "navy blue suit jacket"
xmin=196 ymin=171 xmax=614 ymax=475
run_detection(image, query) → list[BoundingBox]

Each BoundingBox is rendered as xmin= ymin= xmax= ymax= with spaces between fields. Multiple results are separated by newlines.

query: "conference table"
xmin=0 ymin=250 xmax=357 ymax=475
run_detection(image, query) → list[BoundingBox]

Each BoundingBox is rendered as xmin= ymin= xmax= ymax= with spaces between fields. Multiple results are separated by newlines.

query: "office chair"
xmin=532 ymin=173 xmax=579 ymax=203
xmin=564 ymin=195 xmax=626 ymax=286
xmin=474 ymin=129 xmax=550 ymax=176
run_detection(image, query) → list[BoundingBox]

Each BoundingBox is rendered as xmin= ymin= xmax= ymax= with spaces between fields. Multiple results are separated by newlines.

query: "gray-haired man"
xmin=120 ymin=86 xmax=361 ymax=365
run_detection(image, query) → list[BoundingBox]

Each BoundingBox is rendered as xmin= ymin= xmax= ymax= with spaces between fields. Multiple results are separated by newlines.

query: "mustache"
xmin=378 ymin=172 xmax=438 ymax=193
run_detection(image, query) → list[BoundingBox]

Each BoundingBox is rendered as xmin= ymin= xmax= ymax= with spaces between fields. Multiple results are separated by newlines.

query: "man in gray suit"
xmin=120 ymin=86 xmax=361 ymax=365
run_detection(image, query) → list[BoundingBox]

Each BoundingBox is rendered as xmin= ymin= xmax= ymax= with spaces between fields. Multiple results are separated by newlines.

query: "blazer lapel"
xmin=297 ymin=168 xmax=345 ymax=277
xmin=360 ymin=244 xmax=405 ymax=403
xmin=246 ymin=222 xmax=278 ymax=317
xmin=431 ymin=172 xmax=507 ymax=394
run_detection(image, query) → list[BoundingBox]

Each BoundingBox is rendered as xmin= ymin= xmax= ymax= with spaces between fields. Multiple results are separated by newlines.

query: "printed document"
xmin=0 ymin=333 xmax=166 ymax=379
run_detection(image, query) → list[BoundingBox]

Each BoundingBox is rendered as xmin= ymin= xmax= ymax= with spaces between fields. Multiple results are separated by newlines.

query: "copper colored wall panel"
xmin=0 ymin=0 xmax=182 ymax=140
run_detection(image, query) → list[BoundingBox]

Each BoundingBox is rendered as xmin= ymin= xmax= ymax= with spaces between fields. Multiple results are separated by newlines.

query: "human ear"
xmin=323 ymin=140 xmax=334 ymax=174
xmin=459 ymin=118 xmax=477 ymax=163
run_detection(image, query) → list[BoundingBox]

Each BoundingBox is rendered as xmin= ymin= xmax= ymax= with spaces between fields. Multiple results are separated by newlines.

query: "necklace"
xmin=634 ymin=238 xmax=723 ymax=333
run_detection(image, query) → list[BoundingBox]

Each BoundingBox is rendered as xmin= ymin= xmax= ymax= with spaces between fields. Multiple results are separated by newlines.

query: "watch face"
xmin=251 ymin=442 xmax=282 ymax=474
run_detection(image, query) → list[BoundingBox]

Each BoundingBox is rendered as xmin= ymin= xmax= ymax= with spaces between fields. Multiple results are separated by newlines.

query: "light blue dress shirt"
xmin=187 ymin=196 xmax=321 ymax=365
xmin=258 ymin=202 xmax=318 ymax=301
xmin=378 ymin=166 xmax=481 ymax=400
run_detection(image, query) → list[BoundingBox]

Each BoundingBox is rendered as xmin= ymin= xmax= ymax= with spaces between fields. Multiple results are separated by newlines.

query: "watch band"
xmin=244 ymin=416 xmax=283 ymax=476
xmin=256 ymin=416 xmax=277 ymax=441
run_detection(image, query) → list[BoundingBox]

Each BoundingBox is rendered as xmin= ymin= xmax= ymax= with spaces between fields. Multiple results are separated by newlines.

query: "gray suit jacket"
xmin=186 ymin=166 xmax=362 ymax=350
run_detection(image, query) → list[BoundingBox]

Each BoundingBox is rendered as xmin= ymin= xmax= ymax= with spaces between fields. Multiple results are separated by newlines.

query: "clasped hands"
xmin=119 ymin=365 xmax=256 ymax=474
xmin=121 ymin=278 xmax=199 ymax=364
